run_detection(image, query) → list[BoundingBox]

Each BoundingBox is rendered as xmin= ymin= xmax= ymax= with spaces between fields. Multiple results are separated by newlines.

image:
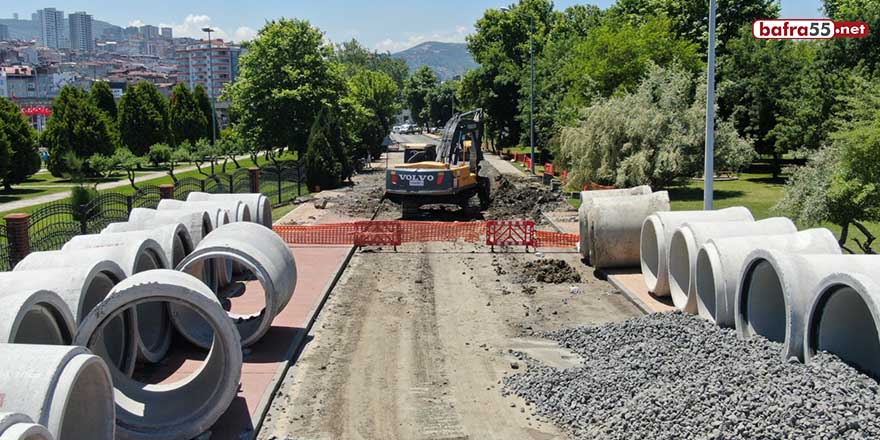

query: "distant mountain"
xmin=0 ymin=18 xmax=119 ymax=41
xmin=392 ymin=42 xmax=478 ymax=81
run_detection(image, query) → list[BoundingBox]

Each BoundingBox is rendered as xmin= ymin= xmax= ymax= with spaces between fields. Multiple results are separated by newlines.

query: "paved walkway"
xmin=484 ymin=153 xmax=528 ymax=179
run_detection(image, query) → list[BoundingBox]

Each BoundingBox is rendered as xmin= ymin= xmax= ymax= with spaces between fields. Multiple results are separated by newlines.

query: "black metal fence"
xmin=6 ymin=162 xmax=306 ymax=268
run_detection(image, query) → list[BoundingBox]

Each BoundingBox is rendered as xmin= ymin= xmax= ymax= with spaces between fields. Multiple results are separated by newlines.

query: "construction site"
xmin=1 ymin=116 xmax=880 ymax=439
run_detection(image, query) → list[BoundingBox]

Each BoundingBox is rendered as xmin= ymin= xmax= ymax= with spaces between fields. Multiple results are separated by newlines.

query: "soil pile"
xmin=521 ymin=259 xmax=581 ymax=284
xmin=486 ymin=179 xmax=568 ymax=221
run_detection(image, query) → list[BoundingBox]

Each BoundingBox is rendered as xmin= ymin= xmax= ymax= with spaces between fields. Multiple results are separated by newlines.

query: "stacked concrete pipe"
xmin=123 ymin=207 xmax=214 ymax=244
xmin=3 ymin=263 xmax=136 ymax=376
xmin=0 ymin=289 xmax=75 ymax=345
xmin=667 ymin=218 xmax=796 ymax=314
xmin=63 ymin=233 xmax=186 ymax=363
xmin=155 ymin=201 xmax=236 ymax=285
xmin=0 ymin=344 xmax=115 ymax=440
xmin=805 ymin=269 xmax=880 ymax=379
xmin=175 ymin=222 xmax=297 ymax=348
xmin=586 ymin=191 xmax=670 ymax=269
xmin=640 ymin=207 xmax=753 ymax=297
xmin=695 ymin=229 xmax=840 ymax=327
xmin=158 ymin=199 xmax=251 ymax=223
xmin=0 ymin=412 xmax=54 ymax=440
xmin=735 ymin=251 xmax=879 ymax=362
xmin=74 ymin=270 xmax=242 ymax=440
xmin=186 ymin=192 xmax=272 ymax=228
xmin=577 ymin=185 xmax=652 ymax=263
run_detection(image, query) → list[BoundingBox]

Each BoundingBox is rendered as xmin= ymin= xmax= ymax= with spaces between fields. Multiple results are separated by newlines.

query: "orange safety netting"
xmin=274 ymin=221 xmax=578 ymax=249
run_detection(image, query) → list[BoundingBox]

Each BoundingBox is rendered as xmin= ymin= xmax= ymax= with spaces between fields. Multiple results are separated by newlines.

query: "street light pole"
xmin=703 ymin=0 xmax=718 ymax=210
xmin=529 ymin=15 xmax=535 ymax=174
xmin=202 ymin=27 xmax=217 ymax=146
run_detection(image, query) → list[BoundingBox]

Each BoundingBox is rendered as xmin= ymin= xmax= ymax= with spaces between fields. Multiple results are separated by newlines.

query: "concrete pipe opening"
xmin=0 ymin=345 xmax=115 ymax=440
xmin=0 ymin=290 xmax=75 ymax=345
xmin=640 ymin=216 xmax=663 ymax=291
xmin=126 ymin=208 xmax=214 ymax=244
xmin=187 ymin=192 xmax=273 ymax=228
xmin=175 ymin=222 xmax=297 ymax=348
xmin=695 ymin=245 xmax=722 ymax=323
xmin=806 ymin=275 xmax=880 ymax=379
xmin=739 ymin=259 xmax=787 ymax=343
xmin=667 ymin=228 xmax=695 ymax=312
xmin=74 ymin=270 xmax=242 ymax=440
xmin=0 ymin=412 xmax=54 ymax=440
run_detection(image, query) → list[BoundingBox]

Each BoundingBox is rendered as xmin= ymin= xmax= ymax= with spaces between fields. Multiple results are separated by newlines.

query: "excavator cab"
xmin=385 ymin=109 xmax=490 ymax=218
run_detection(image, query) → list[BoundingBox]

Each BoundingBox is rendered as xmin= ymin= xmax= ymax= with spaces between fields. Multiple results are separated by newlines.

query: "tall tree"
xmin=118 ymin=82 xmax=168 ymax=156
xmin=193 ymin=84 xmax=216 ymax=143
xmin=348 ymin=69 xmax=400 ymax=156
xmin=89 ymin=81 xmax=117 ymax=120
xmin=0 ymin=98 xmax=40 ymax=190
xmin=404 ymin=66 xmax=439 ymax=129
xmin=426 ymin=80 xmax=457 ymax=128
xmin=334 ymin=39 xmax=410 ymax=90
xmin=226 ymin=18 xmax=347 ymax=157
xmin=822 ymin=0 xmax=880 ymax=72
xmin=42 ymin=86 xmax=116 ymax=176
xmin=169 ymin=84 xmax=207 ymax=147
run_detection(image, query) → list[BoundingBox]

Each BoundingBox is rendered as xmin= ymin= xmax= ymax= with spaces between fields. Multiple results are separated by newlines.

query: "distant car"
xmin=392 ymin=125 xmax=401 ymax=134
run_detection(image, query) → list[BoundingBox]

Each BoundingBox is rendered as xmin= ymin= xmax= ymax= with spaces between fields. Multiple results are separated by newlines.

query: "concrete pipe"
xmin=805 ymin=271 xmax=880 ymax=379
xmin=586 ymin=191 xmax=670 ymax=270
xmin=0 ymin=290 xmax=75 ymax=345
xmin=668 ymin=218 xmax=796 ymax=314
xmin=74 ymin=270 xmax=242 ymax=440
xmin=155 ymin=202 xmax=235 ymax=285
xmin=186 ymin=192 xmax=272 ymax=228
xmin=578 ymin=186 xmax=652 ymax=263
xmin=4 ymin=264 xmax=136 ymax=377
xmin=696 ymin=229 xmax=840 ymax=327
xmin=158 ymin=199 xmax=251 ymax=224
xmin=175 ymin=222 xmax=297 ymax=348
xmin=640 ymin=207 xmax=754 ymax=297
xmin=735 ymin=251 xmax=878 ymax=362
xmin=63 ymin=234 xmax=184 ymax=363
xmin=0 ymin=412 xmax=53 ymax=440
xmin=125 ymin=207 xmax=214 ymax=244
xmin=0 ymin=344 xmax=114 ymax=440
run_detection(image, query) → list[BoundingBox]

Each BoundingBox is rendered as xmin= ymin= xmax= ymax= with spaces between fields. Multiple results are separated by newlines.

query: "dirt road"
xmin=258 ymin=240 xmax=640 ymax=440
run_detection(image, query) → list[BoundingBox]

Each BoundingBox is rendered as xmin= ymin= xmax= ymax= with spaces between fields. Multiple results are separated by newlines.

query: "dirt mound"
xmin=486 ymin=179 xmax=567 ymax=222
xmin=521 ymin=259 xmax=581 ymax=284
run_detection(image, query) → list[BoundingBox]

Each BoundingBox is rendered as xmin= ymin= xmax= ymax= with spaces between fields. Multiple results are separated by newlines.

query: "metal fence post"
xmin=199 ymin=178 xmax=206 ymax=192
xmin=228 ymin=174 xmax=234 ymax=193
xmin=5 ymin=213 xmax=31 ymax=266
xmin=276 ymin=169 xmax=282 ymax=205
xmin=297 ymin=162 xmax=302 ymax=197
xmin=248 ymin=167 xmax=260 ymax=194
xmin=126 ymin=195 xmax=133 ymax=215
xmin=78 ymin=204 xmax=88 ymax=234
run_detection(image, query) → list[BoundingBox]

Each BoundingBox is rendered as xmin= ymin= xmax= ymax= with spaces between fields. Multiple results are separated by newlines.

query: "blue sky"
xmin=8 ymin=1 xmax=825 ymax=52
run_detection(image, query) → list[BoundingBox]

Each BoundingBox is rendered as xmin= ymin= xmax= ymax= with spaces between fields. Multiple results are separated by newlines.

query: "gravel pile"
xmin=520 ymin=259 xmax=581 ymax=284
xmin=503 ymin=313 xmax=880 ymax=439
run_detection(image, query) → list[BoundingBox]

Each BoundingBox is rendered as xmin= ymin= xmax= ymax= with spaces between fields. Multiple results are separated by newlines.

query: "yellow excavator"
xmin=385 ymin=109 xmax=490 ymax=218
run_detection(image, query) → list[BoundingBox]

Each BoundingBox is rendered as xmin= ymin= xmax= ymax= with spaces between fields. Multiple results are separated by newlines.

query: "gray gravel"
xmin=503 ymin=312 xmax=880 ymax=439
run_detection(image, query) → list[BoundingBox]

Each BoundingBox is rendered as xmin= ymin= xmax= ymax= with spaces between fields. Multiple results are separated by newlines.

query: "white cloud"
xmin=128 ymin=19 xmax=145 ymax=27
xmin=159 ymin=14 xmax=236 ymax=40
xmin=233 ymin=26 xmax=258 ymax=42
xmin=374 ymin=25 xmax=471 ymax=53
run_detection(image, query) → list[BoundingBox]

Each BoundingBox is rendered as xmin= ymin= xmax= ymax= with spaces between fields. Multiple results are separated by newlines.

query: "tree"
xmin=42 ymin=86 xmax=116 ymax=177
xmin=87 ymin=153 xmax=118 ymax=179
xmin=334 ymin=39 xmax=410 ymax=90
xmin=169 ymin=84 xmax=207 ymax=147
xmin=557 ymin=64 xmax=754 ymax=189
xmin=0 ymin=131 xmax=10 ymax=189
xmin=822 ymin=0 xmax=880 ymax=72
xmin=118 ymin=82 xmax=168 ymax=156
xmin=304 ymin=109 xmax=345 ymax=190
xmin=193 ymin=84 xmax=216 ymax=142
xmin=426 ymin=80 xmax=457 ymax=128
xmin=348 ymin=69 xmax=400 ymax=156
xmin=404 ymin=66 xmax=439 ymax=129
xmin=148 ymin=143 xmax=172 ymax=168
xmin=226 ymin=19 xmax=347 ymax=158
xmin=112 ymin=148 xmax=144 ymax=188
xmin=0 ymin=98 xmax=40 ymax=190
xmin=217 ymin=130 xmax=243 ymax=172
xmin=90 ymin=81 xmax=117 ymax=120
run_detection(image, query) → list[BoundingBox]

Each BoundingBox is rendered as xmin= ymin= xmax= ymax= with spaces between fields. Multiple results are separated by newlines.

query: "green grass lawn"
xmin=567 ymin=172 xmax=879 ymax=253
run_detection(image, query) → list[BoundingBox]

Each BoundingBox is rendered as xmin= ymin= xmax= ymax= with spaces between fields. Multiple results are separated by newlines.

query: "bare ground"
xmin=257 ymin=241 xmax=640 ymax=440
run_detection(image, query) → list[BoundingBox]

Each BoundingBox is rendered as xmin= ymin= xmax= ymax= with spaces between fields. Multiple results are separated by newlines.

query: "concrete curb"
xmin=606 ymin=273 xmax=652 ymax=316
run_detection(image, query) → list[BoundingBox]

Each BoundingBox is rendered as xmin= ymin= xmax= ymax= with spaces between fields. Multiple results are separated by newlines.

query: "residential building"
xmin=2 ymin=66 xmax=36 ymax=98
xmin=68 ymin=11 xmax=94 ymax=53
xmin=140 ymin=25 xmax=159 ymax=41
xmin=101 ymin=25 xmax=124 ymax=41
xmin=0 ymin=24 xmax=9 ymax=41
xmin=37 ymin=8 xmax=65 ymax=49
xmin=174 ymin=39 xmax=242 ymax=97
xmin=161 ymin=27 xmax=173 ymax=40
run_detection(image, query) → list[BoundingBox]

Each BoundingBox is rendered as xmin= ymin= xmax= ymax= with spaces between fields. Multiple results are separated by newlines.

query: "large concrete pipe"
xmin=175 ymin=222 xmax=297 ymax=348
xmin=74 ymin=270 xmax=242 ymax=440
xmin=0 ymin=290 xmax=75 ymax=345
xmin=0 ymin=412 xmax=54 ymax=440
xmin=155 ymin=202 xmax=235 ymax=285
xmin=186 ymin=192 xmax=272 ymax=228
xmin=586 ymin=192 xmax=670 ymax=270
xmin=0 ymin=344 xmax=114 ymax=440
xmin=125 ymin=207 xmax=214 ymax=244
xmin=578 ymin=186 xmax=652 ymax=263
xmin=805 ymin=271 xmax=880 ymax=379
xmin=3 ymin=264 xmax=136 ymax=377
xmin=735 ymin=251 xmax=878 ymax=362
xmin=695 ymin=229 xmax=840 ymax=327
xmin=63 ymin=233 xmax=185 ymax=363
xmin=640 ymin=207 xmax=754 ymax=297
xmin=158 ymin=199 xmax=251 ymax=223
xmin=668 ymin=218 xmax=796 ymax=314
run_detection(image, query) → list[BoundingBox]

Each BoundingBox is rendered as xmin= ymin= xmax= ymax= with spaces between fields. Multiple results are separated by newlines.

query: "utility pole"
xmin=529 ymin=15 xmax=535 ymax=174
xmin=703 ymin=0 xmax=718 ymax=210
xmin=202 ymin=27 xmax=217 ymax=146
